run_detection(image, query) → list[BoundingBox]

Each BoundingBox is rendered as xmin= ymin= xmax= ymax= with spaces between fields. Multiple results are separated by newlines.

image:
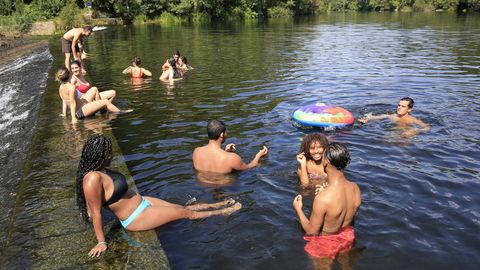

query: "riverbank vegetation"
xmin=1 ymin=0 xmax=480 ymax=34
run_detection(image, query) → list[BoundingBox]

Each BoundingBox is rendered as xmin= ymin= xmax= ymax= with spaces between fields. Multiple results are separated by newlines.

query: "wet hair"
xmin=55 ymin=67 xmax=70 ymax=83
xmin=173 ymin=50 xmax=180 ymax=57
xmin=180 ymin=56 xmax=188 ymax=64
xmin=132 ymin=56 xmax=141 ymax=66
xmin=83 ymin=25 xmax=93 ymax=32
xmin=299 ymin=133 xmax=329 ymax=160
xmin=207 ymin=120 xmax=226 ymax=140
xmin=71 ymin=60 xmax=81 ymax=68
xmin=168 ymin=58 xmax=177 ymax=68
xmin=76 ymin=134 xmax=112 ymax=223
xmin=324 ymin=143 xmax=351 ymax=171
xmin=400 ymin=97 xmax=414 ymax=109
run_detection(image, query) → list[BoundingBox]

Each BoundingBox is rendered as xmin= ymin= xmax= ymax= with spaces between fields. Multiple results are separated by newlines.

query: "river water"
xmin=3 ymin=12 xmax=480 ymax=269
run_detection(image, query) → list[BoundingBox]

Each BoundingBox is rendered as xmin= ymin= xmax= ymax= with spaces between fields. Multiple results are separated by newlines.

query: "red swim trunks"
xmin=303 ymin=226 xmax=355 ymax=259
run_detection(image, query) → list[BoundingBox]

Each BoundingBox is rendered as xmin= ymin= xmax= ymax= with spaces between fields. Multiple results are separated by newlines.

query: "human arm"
xmin=296 ymin=153 xmax=309 ymax=186
xmin=83 ymin=172 xmax=108 ymax=257
xmin=142 ymin=68 xmax=152 ymax=77
xmin=229 ymin=145 xmax=268 ymax=171
xmin=71 ymin=31 xmax=81 ymax=60
xmin=414 ymin=117 xmax=431 ymax=133
xmin=358 ymin=113 xmax=392 ymax=124
xmin=67 ymin=84 xmax=78 ymax=124
xmin=122 ymin=66 xmax=132 ymax=74
xmin=293 ymin=194 xmax=326 ymax=235
xmin=61 ymin=100 xmax=67 ymax=116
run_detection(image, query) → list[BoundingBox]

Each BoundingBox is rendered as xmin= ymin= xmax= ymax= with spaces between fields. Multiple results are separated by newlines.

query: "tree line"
xmin=1 ymin=0 xmax=479 ymax=32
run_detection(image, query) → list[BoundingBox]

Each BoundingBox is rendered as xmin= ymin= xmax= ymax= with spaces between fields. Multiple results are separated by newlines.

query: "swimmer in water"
xmin=192 ymin=120 xmax=268 ymax=174
xmin=296 ymin=133 xmax=329 ymax=187
xmin=293 ymin=143 xmax=361 ymax=264
xmin=122 ymin=56 xmax=152 ymax=78
xmin=358 ymin=97 xmax=431 ymax=136
xmin=159 ymin=58 xmax=182 ymax=82
xmin=78 ymin=134 xmax=242 ymax=257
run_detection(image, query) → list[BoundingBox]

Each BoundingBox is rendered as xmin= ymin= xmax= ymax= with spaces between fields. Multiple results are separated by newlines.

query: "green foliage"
xmin=92 ymin=0 xmax=141 ymax=24
xmin=430 ymin=0 xmax=459 ymax=10
xmin=0 ymin=1 xmax=34 ymax=33
xmin=0 ymin=0 xmax=14 ymax=16
xmin=31 ymin=0 xmax=66 ymax=19
xmin=156 ymin=11 xmax=186 ymax=24
xmin=267 ymin=5 xmax=294 ymax=17
xmin=140 ymin=0 xmax=167 ymax=19
xmin=192 ymin=11 xmax=211 ymax=23
xmin=134 ymin=13 xmax=147 ymax=24
xmin=57 ymin=0 xmax=83 ymax=31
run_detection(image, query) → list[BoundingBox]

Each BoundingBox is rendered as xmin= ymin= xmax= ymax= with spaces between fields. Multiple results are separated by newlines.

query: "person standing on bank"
xmin=61 ymin=26 xmax=93 ymax=71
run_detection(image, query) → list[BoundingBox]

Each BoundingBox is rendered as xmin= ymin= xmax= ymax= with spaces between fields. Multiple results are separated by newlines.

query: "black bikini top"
xmin=103 ymin=168 xmax=129 ymax=206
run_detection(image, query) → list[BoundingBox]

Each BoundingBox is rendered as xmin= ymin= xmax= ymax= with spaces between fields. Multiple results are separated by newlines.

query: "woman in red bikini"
xmin=56 ymin=67 xmax=120 ymax=124
xmin=122 ymin=56 xmax=152 ymax=78
xmin=70 ymin=60 xmax=116 ymax=103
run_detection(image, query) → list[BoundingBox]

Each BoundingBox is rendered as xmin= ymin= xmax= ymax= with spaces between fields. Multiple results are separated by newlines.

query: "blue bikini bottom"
xmin=120 ymin=197 xmax=151 ymax=228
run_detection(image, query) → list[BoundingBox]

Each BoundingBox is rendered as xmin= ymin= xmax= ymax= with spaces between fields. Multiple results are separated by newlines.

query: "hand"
xmin=256 ymin=145 xmax=268 ymax=158
xmin=225 ymin=143 xmax=236 ymax=152
xmin=296 ymin=152 xmax=307 ymax=166
xmin=293 ymin=194 xmax=303 ymax=210
xmin=88 ymin=242 xmax=107 ymax=257
xmin=315 ymin=182 xmax=328 ymax=195
xmin=81 ymin=51 xmax=89 ymax=59
xmin=358 ymin=117 xmax=368 ymax=124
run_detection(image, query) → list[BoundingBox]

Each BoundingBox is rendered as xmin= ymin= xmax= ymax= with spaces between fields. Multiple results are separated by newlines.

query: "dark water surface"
xmin=50 ymin=12 xmax=480 ymax=269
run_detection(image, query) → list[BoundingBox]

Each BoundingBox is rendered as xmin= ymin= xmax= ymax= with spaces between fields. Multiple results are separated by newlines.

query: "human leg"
xmin=81 ymin=100 xmax=120 ymax=117
xmin=82 ymin=87 xmax=100 ymax=102
xmin=64 ymin=53 xmax=71 ymax=70
xmin=126 ymin=202 xmax=241 ymax=231
xmin=99 ymin=90 xmax=116 ymax=102
xmin=144 ymin=196 xmax=235 ymax=211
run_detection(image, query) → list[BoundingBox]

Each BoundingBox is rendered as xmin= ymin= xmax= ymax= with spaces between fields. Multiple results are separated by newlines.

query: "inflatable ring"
xmin=292 ymin=103 xmax=354 ymax=129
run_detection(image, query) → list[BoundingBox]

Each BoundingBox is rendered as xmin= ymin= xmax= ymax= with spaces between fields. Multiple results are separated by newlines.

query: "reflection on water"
xmin=60 ymin=12 xmax=480 ymax=270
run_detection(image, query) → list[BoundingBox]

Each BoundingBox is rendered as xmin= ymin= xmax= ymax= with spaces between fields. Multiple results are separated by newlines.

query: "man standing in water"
xmin=358 ymin=97 xmax=431 ymax=135
xmin=60 ymin=26 xmax=93 ymax=71
xmin=193 ymin=120 xmax=268 ymax=174
xmin=293 ymin=143 xmax=361 ymax=259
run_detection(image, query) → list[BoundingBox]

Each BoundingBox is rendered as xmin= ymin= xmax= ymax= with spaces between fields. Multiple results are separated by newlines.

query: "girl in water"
xmin=159 ymin=58 xmax=182 ymax=82
xmin=77 ymin=134 xmax=241 ymax=257
xmin=56 ymin=67 xmax=120 ymax=124
xmin=296 ymin=133 xmax=329 ymax=187
xmin=122 ymin=56 xmax=152 ymax=78
xmin=177 ymin=56 xmax=193 ymax=74
xmin=70 ymin=60 xmax=116 ymax=103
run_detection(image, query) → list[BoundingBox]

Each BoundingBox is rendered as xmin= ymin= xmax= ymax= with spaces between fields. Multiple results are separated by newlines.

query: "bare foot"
xmin=186 ymin=198 xmax=236 ymax=211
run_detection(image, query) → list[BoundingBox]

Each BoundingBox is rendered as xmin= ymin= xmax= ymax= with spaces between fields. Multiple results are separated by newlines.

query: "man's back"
xmin=314 ymin=178 xmax=361 ymax=234
xmin=193 ymin=145 xmax=237 ymax=174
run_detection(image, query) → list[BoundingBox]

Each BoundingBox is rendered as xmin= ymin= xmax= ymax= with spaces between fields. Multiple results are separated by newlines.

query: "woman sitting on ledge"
xmin=77 ymin=134 xmax=241 ymax=257
xmin=56 ymin=67 xmax=120 ymax=124
xmin=70 ymin=60 xmax=116 ymax=103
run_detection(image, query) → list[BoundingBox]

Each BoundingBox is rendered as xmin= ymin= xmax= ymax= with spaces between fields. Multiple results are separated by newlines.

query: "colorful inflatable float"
xmin=292 ymin=103 xmax=354 ymax=129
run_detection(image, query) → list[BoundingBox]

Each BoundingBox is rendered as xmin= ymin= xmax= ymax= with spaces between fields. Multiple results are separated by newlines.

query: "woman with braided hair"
xmin=77 ymin=134 xmax=241 ymax=257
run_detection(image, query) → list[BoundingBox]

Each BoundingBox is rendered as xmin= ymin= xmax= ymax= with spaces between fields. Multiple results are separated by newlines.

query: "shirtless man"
xmin=358 ymin=97 xmax=431 ymax=135
xmin=61 ymin=26 xmax=93 ymax=71
xmin=162 ymin=50 xmax=181 ymax=71
xmin=293 ymin=143 xmax=361 ymax=260
xmin=192 ymin=120 xmax=268 ymax=174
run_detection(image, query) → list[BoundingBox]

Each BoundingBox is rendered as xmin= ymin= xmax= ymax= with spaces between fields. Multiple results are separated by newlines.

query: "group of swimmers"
xmin=59 ymin=25 xmax=432 ymax=267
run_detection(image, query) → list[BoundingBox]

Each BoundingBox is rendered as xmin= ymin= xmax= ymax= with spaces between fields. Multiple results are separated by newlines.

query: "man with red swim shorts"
xmin=293 ymin=143 xmax=361 ymax=260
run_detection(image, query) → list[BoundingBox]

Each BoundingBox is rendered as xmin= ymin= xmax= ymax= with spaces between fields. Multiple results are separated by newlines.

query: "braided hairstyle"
xmin=76 ymin=134 xmax=112 ymax=222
